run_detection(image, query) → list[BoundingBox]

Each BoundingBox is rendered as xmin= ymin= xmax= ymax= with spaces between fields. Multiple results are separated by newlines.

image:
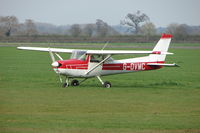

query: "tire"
xmin=103 ymin=81 xmax=111 ymax=88
xmin=63 ymin=82 xmax=69 ymax=88
xmin=71 ymin=80 xmax=79 ymax=86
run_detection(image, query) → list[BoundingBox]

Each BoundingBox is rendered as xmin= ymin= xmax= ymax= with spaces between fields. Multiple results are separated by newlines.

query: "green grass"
xmin=0 ymin=45 xmax=200 ymax=133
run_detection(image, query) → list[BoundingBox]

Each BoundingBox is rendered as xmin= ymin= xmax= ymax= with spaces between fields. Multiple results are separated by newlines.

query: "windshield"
xmin=70 ymin=50 xmax=87 ymax=61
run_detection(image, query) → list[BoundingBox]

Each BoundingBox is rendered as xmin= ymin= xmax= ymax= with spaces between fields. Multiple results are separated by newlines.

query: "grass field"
xmin=0 ymin=44 xmax=200 ymax=133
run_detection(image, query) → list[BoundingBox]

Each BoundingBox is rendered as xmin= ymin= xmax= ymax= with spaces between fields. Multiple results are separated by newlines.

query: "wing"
xmin=17 ymin=47 xmax=74 ymax=53
xmin=17 ymin=47 xmax=173 ymax=55
xmin=86 ymin=50 xmax=173 ymax=55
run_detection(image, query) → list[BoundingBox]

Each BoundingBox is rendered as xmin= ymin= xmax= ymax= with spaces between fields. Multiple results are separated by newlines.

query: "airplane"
xmin=17 ymin=34 xmax=178 ymax=88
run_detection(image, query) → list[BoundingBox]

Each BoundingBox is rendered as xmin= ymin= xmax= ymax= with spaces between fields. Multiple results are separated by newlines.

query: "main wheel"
xmin=63 ymin=82 xmax=69 ymax=88
xmin=71 ymin=80 xmax=79 ymax=86
xmin=103 ymin=81 xmax=111 ymax=88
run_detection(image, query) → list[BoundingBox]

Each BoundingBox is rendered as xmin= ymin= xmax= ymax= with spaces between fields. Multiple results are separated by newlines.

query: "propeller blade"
xmin=48 ymin=48 xmax=63 ymax=83
xmin=49 ymin=48 xmax=55 ymax=62
xmin=55 ymin=53 xmax=63 ymax=60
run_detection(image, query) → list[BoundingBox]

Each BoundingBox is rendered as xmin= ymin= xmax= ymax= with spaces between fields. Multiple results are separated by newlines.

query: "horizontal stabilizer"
xmin=147 ymin=63 xmax=180 ymax=67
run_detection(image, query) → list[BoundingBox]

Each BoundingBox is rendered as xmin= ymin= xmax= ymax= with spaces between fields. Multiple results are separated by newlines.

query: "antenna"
xmin=101 ymin=41 xmax=109 ymax=51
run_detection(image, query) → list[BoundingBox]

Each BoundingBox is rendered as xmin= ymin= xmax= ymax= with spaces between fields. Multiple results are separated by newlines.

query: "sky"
xmin=0 ymin=0 xmax=200 ymax=27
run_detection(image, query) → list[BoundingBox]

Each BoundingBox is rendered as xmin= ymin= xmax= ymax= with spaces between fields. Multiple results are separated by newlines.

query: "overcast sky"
xmin=0 ymin=0 xmax=199 ymax=27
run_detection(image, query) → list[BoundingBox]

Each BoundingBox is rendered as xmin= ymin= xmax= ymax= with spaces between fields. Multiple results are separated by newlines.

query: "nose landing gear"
xmin=62 ymin=77 xmax=87 ymax=88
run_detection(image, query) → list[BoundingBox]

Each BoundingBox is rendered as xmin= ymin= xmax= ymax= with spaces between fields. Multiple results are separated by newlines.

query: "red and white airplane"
xmin=17 ymin=34 xmax=178 ymax=88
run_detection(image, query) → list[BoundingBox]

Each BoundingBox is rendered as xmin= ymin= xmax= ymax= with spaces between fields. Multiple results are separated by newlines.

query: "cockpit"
xmin=70 ymin=50 xmax=114 ymax=63
xmin=90 ymin=54 xmax=114 ymax=63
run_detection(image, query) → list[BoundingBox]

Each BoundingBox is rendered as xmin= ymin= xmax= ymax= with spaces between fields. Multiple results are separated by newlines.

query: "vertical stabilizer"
xmin=149 ymin=34 xmax=172 ymax=62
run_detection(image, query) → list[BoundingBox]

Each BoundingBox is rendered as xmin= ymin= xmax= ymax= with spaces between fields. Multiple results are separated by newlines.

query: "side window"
xmin=90 ymin=55 xmax=114 ymax=63
xmin=90 ymin=55 xmax=103 ymax=62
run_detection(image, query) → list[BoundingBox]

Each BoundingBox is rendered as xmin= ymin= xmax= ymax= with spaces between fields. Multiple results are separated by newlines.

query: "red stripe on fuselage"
xmin=57 ymin=61 xmax=164 ymax=71
xmin=102 ymin=61 xmax=164 ymax=71
xmin=66 ymin=64 xmax=88 ymax=69
xmin=58 ymin=59 xmax=88 ymax=69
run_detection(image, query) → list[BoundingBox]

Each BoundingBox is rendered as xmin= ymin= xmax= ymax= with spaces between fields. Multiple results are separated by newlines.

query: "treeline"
xmin=0 ymin=16 xmax=119 ymax=37
xmin=1 ymin=11 xmax=200 ymax=43
xmin=0 ymin=35 xmax=200 ymax=43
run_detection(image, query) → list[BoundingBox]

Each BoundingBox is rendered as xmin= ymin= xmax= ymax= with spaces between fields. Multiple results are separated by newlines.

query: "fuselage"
xmin=54 ymin=55 xmax=163 ymax=78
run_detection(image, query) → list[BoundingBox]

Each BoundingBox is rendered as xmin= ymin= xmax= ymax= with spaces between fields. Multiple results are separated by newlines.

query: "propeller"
xmin=48 ymin=48 xmax=63 ymax=83
xmin=55 ymin=53 xmax=63 ymax=60
xmin=49 ymin=48 xmax=55 ymax=62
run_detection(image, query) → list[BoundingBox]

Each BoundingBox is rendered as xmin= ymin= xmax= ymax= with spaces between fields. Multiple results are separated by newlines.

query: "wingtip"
xmin=17 ymin=46 xmax=24 ymax=50
xmin=174 ymin=63 xmax=180 ymax=67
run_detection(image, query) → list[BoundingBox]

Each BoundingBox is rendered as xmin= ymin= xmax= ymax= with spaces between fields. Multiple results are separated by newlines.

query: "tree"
xmin=95 ymin=19 xmax=109 ymax=37
xmin=140 ymin=22 xmax=156 ymax=36
xmin=24 ymin=19 xmax=38 ymax=36
xmin=0 ymin=16 xmax=19 ymax=36
xmin=166 ymin=23 xmax=188 ymax=39
xmin=83 ymin=24 xmax=95 ymax=37
xmin=166 ymin=23 xmax=179 ymax=35
xmin=0 ymin=26 xmax=4 ymax=36
xmin=121 ymin=10 xmax=149 ymax=34
xmin=69 ymin=24 xmax=82 ymax=37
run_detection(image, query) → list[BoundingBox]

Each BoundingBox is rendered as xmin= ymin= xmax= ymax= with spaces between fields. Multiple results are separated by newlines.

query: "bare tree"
xmin=166 ymin=23 xmax=188 ymax=39
xmin=24 ymin=19 xmax=38 ymax=36
xmin=95 ymin=19 xmax=109 ymax=37
xmin=0 ymin=25 xmax=4 ymax=36
xmin=140 ymin=22 xmax=156 ymax=36
xmin=0 ymin=16 xmax=19 ymax=36
xmin=83 ymin=24 xmax=95 ymax=37
xmin=121 ymin=10 xmax=149 ymax=34
xmin=166 ymin=23 xmax=179 ymax=35
xmin=70 ymin=24 xmax=82 ymax=37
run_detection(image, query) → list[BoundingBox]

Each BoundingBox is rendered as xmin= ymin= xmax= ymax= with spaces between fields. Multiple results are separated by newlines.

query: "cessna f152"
xmin=17 ymin=34 xmax=178 ymax=88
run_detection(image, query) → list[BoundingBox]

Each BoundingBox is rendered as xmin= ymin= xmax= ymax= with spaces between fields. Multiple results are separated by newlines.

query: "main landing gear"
xmin=62 ymin=76 xmax=111 ymax=88
xmin=96 ymin=76 xmax=112 ymax=88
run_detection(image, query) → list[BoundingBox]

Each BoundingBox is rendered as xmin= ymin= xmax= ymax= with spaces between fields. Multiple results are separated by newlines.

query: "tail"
xmin=149 ymin=34 xmax=172 ymax=62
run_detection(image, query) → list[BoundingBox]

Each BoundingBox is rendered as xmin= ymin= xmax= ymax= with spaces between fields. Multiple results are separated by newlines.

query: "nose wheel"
xmin=63 ymin=77 xmax=70 ymax=88
xmin=62 ymin=77 xmax=87 ymax=88
xmin=63 ymin=82 xmax=69 ymax=88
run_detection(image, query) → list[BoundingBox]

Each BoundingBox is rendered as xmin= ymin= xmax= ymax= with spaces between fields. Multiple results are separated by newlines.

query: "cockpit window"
xmin=70 ymin=50 xmax=87 ymax=61
xmin=90 ymin=54 xmax=114 ymax=63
